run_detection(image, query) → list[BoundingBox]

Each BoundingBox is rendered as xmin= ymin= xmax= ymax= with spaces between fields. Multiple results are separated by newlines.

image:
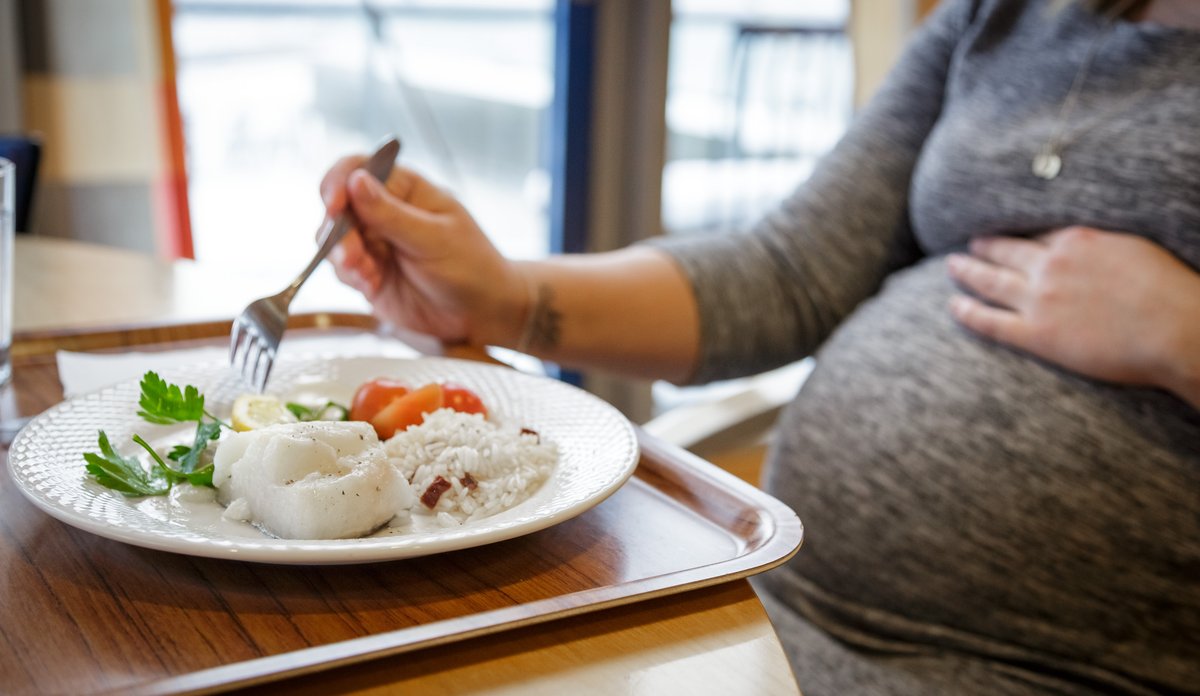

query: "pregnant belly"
xmin=760 ymin=256 xmax=1200 ymax=690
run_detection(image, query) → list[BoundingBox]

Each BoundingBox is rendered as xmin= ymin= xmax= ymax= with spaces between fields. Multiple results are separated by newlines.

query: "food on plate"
xmin=82 ymin=370 xmax=558 ymax=538
xmin=370 ymin=382 xmax=445 ymax=439
xmin=84 ymin=372 xmax=354 ymax=499
xmin=286 ymin=400 xmax=350 ymax=422
xmin=213 ymin=421 xmax=414 ymax=539
xmin=349 ymin=377 xmax=409 ymax=422
xmin=442 ymin=383 xmax=487 ymax=416
xmin=386 ymin=409 xmax=557 ymax=525
xmin=350 ymin=378 xmax=489 ymax=439
xmin=84 ymin=372 xmax=225 ymax=496
xmin=231 ymin=393 xmax=297 ymax=432
xmin=232 ymin=394 xmax=350 ymax=431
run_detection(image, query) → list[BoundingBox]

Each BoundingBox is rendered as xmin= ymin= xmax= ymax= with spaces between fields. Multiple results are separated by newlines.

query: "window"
xmin=173 ymin=0 xmax=556 ymax=275
xmin=173 ymin=0 xmax=855 ymax=420
xmin=655 ymin=0 xmax=852 ymax=416
xmin=662 ymin=0 xmax=852 ymax=236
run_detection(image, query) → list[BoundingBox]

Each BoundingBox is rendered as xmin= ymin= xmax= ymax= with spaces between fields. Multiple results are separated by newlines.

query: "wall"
xmin=849 ymin=0 xmax=920 ymax=106
xmin=18 ymin=0 xmax=180 ymax=254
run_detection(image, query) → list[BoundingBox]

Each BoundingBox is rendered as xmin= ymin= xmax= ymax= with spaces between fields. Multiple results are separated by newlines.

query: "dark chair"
xmin=0 ymin=135 xmax=42 ymax=233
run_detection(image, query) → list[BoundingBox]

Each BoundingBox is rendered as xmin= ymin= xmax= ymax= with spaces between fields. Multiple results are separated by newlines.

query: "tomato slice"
xmin=349 ymin=378 xmax=409 ymax=423
xmin=370 ymin=383 xmax=445 ymax=439
xmin=442 ymin=382 xmax=487 ymax=417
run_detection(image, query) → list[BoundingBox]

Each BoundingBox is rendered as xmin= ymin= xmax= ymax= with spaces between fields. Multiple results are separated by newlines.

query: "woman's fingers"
xmin=946 ymin=253 xmax=1027 ymax=309
xmin=385 ymin=166 xmax=467 ymax=217
xmin=969 ymin=235 xmax=1044 ymax=272
xmin=320 ymin=155 xmax=367 ymax=215
xmin=949 ymin=295 xmax=1030 ymax=347
xmin=329 ymin=251 xmax=381 ymax=297
xmin=329 ymin=230 xmax=383 ymax=295
xmin=347 ymin=170 xmax=445 ymax=258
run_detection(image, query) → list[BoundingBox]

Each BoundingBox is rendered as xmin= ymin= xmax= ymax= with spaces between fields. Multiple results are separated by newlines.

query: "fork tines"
xmin=230 ymin=314 xmax=277 ymax=393
xmin=228 ymin=135 xmax=401 ymax=393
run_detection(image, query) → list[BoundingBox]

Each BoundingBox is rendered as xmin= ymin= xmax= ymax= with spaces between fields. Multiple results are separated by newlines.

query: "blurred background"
xmin=0 ymin=0 xmax=931 ymax=419
xmin=175 ymin=0 xmax=850 ymax=264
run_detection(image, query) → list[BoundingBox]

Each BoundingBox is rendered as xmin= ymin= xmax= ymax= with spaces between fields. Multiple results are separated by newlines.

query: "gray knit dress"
xmin=653 ymin=0 xmax=1199 ymax=693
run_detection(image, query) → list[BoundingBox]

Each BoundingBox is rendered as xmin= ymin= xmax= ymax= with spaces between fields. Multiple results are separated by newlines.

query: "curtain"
xmin=18 ymin=0 xmax=192 ymax=258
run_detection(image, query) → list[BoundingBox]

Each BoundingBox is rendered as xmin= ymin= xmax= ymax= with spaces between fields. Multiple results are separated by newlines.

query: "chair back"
xmin=0 ymin=135 xmax=42 ymax=233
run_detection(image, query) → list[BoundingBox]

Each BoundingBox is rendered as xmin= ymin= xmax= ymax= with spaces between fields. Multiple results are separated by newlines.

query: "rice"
xmin=384 ymin=408 xmax=557 ymax=525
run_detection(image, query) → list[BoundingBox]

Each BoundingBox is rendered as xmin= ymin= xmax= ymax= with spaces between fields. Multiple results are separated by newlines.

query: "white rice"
xmin=384 ymin=408 xmax=558 ymax=525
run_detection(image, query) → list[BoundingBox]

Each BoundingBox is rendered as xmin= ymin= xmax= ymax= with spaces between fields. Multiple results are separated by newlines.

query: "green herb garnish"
xmin=137 ymin=371 xmax=206 ymax=424
xmin=165 ymin=421 xmax=222 ymax=478
xmin=83 ymin=430 xmax=173 ymax=497
xmin=134 ymin=434 xmax=214 ymax=488
xmin=285 ymin=401 xmax=349 ymax=422
xmin=84 ymin=371 xmax=229 ymax=497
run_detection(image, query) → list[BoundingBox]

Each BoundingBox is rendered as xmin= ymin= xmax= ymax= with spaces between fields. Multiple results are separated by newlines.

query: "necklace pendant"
xmin=1032 ymin=149 xmax=1062 ymax=180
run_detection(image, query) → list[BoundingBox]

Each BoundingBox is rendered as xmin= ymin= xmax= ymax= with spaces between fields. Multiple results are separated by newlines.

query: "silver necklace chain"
xmin=1032 ymin=0 xmax=1144 ymax=180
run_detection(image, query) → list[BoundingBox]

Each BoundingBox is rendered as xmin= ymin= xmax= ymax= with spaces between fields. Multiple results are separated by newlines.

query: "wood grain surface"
xmin=0 ymin=321 xmax=803 ymax=695
xmin=244 ymin=581 xmax=797 ymax=696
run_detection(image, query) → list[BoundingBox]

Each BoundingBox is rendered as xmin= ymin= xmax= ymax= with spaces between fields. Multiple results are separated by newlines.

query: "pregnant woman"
xmin=319 ymin=0 xmax=1199 ymax=692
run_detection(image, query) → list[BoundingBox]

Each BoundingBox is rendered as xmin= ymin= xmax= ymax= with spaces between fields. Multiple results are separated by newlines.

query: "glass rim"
xmin=0 ymin=156 xmax=13 ymax=174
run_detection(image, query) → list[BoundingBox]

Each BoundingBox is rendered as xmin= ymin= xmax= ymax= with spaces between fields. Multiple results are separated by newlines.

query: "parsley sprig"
xmin=83 ymin=431 xmax=172 ymax=496
xmin=137 ymin=371 xmax=230 ymax=428
xmin=83 ymin=371 xmax=229 ymax=497
xmin=285 ymin=400 xmax=349 ymax=423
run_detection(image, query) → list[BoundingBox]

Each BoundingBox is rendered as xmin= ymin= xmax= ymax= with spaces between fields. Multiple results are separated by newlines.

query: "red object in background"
xmin=154 ymin=0 xmax=194 ymax=259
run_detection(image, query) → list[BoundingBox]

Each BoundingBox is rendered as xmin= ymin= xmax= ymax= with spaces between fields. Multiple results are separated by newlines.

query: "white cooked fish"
xmin=213 ymin=421 xmax=414 ymax=539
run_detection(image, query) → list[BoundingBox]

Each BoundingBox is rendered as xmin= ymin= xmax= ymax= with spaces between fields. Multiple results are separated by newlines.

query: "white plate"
xmin=8 ymin=356 xmax=639 ymax=564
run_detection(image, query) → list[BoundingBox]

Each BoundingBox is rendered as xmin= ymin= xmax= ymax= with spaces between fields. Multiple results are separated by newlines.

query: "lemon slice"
xmin=231 ymin=394 xmax=298 ymax=432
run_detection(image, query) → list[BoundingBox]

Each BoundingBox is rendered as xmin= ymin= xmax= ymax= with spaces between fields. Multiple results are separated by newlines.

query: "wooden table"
xmin=1 ymin=237 xmax=802 ymax=695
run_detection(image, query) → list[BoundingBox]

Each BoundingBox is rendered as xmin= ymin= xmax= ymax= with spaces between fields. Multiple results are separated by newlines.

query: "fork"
xmin=230 ymin=136 xmax=402 ymax=392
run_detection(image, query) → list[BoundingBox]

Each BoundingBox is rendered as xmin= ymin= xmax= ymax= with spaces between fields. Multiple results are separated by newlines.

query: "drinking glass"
xmin=0 ymin=157 xmax=13 ymax=386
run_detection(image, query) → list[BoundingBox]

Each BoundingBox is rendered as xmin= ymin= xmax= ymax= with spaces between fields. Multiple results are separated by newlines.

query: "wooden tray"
xmin=0 ymin=315 xmax=803 ymax=696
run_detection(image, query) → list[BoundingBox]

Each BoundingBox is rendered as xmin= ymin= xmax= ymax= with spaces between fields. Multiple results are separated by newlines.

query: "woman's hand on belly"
xmin=945 ymin=226 xmax=1200 ymax=409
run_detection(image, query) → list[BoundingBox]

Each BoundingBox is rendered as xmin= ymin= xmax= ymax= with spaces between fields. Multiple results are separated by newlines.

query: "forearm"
xmin=489 ymin=246 xmax=700 ymax=383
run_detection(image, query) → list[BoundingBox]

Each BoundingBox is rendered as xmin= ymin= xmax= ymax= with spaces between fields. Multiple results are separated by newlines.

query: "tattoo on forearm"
xmin=521 ymin=282 xmax=562 ymax=353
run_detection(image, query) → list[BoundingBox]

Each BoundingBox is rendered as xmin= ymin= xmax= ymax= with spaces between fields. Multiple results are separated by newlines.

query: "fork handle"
xmin=285 ymin=136 xmax=402 ymax=299
xmin=288 ymin=214 xmax=353 ymax=298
